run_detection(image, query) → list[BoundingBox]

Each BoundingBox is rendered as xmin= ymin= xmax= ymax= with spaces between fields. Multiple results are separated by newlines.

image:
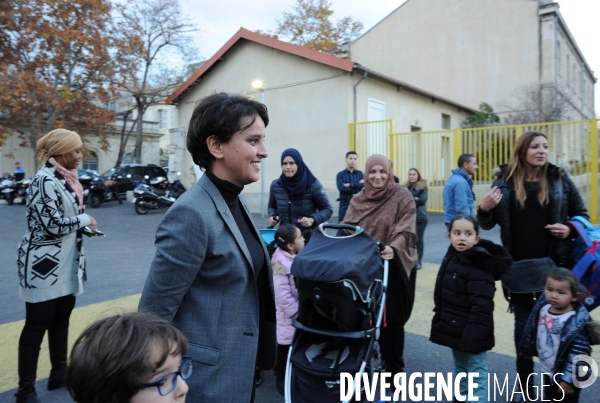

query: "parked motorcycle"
xmin=15 ymin=177 xmax=31 ymax=204
xmin=132 ymin=173 xmax=186 ymax=215
xmin=0 ymin=175 xmax=16 ymax=205
xmin=88 ymin=179 xmax=123 ymax=208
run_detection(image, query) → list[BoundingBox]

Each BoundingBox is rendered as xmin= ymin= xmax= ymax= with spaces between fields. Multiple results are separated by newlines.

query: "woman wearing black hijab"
xmin=268 ymin=148 xmax=333 ymax=230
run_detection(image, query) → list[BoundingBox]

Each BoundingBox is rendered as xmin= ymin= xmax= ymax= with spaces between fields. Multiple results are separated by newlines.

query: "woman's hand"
xmin=558 ymin=381 xmax=574 ymax=395
xmin=381 ymin=245 xmax=394 ymax=260
xmin=479 ymin=186 xmax=502 ymax=212
xmin=298 ymin=217 xmax=314 ymax=228
xmin=88 ymin=215 xmax=97 ymax=231
xmin=545 ymin=223 xmax=570 ymax=239
xmin=268 ymin=216 xmax=280 ymax=227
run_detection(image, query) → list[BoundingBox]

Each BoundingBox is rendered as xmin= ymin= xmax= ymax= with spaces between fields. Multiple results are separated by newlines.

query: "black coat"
xmin=477 ymin=163 xmax=588 ymax=268
xmin=268 ymin=179 xmax=333 ymax=230
xmin=407 ymin=181 xmax=428 ymax=223
xmin=430 ymin=239 xmax=512 ymax=353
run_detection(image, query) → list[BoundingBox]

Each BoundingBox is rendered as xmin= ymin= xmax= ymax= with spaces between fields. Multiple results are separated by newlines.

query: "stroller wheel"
xmin=254 ymin=368 xmax=263 ymax=387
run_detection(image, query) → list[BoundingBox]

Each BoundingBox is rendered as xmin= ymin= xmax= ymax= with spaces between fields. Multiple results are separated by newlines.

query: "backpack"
xmin=570 ymin=216 xmax=600 ymax=261
xmin=568 ymin=216 xmax=600 ymax=311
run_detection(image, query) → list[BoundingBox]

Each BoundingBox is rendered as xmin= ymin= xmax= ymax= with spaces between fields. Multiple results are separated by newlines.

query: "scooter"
xmin=88 ymin=179 xmax=122 ymax=208
xmin=15 ymin=178 xmax=31 ymax=205
xmin=0 ymin=175 xmax=16 ymax=205
xmin=132 ymin=173 xmax=186 ymax=215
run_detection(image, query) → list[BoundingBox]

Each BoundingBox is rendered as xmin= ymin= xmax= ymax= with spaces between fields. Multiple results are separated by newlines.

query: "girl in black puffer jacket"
xmin=430 ymin=214 xmax=512 ymax=401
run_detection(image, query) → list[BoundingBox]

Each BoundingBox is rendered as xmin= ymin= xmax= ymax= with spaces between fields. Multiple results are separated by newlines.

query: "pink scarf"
xmin=49 ymin=157 xmax=84 ymax=212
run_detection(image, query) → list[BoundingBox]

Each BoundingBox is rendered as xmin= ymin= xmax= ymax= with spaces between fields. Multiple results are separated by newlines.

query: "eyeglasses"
xmin=143 ymin=357 xmax=193 ymax=396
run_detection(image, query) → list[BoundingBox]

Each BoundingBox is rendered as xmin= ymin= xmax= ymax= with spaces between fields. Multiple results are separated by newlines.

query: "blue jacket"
xmin=519 ymin=294 xmax=592 ymax=385
xmin=443 ymin=168 xmax=474 ymax=223
xmin=268 ymin=179 xmax=333 ymax=230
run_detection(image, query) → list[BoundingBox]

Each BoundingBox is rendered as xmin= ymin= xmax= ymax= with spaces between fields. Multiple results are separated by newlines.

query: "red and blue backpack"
xmin=568 ymin=216 xmax=600 ymax=311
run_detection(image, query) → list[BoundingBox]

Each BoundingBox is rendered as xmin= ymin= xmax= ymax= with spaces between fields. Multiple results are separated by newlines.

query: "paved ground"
xmin=1 ymin=198 xmax=599 ymax=402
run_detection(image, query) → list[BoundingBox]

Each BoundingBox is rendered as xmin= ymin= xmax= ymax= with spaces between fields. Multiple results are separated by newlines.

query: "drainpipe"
xmin=554 ymin=14 xmax=559 ymax=116
xmin=353 ymin=70 xmax=368 ymax=122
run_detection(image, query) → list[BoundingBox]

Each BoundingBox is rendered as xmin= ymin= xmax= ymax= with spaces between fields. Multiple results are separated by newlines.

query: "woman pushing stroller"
xmin=342 ymin=154 xmax=418 ymax=386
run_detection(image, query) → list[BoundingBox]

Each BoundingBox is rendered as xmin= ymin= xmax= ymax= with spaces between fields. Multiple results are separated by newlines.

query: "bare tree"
xmin=502 ymin=85 xmax=572 ymax=124
xmin=113 ymin=0 xmax=198 ymax=164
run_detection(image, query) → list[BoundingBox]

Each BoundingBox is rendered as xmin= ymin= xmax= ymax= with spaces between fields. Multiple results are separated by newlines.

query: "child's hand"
xmin=558 ymin=381 xmax=574 ymax=395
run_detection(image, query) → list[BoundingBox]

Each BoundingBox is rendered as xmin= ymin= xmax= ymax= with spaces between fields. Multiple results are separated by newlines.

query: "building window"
xmin=441 ymin=114 xmax=451 ymax=130
xmin=158 ymin=110 xmax=167 ymax=129
xmin=83 ymin=151 xmax=98 ymax=172
xmin=170 ymin=108 xmax=177 ymax=128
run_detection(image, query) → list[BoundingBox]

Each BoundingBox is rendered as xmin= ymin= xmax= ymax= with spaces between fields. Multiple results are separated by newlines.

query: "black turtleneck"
xmin=205 ymin=170 xmax=265 ymax=282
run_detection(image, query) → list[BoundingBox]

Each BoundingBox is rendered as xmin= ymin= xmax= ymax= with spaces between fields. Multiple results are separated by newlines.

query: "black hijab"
xmin=279 ymin=148 xmax=317 ymax=196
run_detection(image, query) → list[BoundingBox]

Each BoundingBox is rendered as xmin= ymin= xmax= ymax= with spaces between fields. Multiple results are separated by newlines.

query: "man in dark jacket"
xmin=336 ymin=151 xmax=364 ymax=222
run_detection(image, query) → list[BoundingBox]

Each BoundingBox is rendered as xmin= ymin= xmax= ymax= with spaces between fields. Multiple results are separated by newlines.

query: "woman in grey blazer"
xmin=139 ymin=93 xmax=276 ymax=403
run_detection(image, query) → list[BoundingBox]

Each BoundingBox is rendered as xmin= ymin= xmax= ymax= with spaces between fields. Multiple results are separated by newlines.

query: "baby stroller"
xmin=285 ymin=223 xmax=389 ymax=403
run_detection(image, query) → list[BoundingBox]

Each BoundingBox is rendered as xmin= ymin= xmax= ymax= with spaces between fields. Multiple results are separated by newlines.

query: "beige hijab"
xmin=342 ymin=154 xmax=418 ymax=276
xmin=37 ymin=129 xmax=82 ymax=165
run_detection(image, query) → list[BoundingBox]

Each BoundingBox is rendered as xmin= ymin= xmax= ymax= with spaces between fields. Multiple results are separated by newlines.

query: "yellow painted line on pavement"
xmin=2 ymin=263 xmax=600 ymax=394
xmin=0 ymin=294 xmax=140 ymax=393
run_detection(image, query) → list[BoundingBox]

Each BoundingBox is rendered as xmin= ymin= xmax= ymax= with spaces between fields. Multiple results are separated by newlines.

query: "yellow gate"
xmin=348 ymin=119 xmax=599 ymax=223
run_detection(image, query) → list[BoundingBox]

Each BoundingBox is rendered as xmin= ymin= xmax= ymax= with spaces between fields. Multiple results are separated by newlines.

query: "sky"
xmin=180 ymin=0 xmax=600 ymax=114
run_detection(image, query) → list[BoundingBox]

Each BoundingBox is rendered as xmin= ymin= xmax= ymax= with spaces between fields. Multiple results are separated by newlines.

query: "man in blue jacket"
xmin=443 ymin=154 xmax=478 ymax=227
xmin=336 ymin=151 xmax=364 ymax=222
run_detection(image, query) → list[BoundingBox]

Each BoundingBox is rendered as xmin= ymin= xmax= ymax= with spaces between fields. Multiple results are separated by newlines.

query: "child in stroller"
xmin=285 ymin=223 xmax=388 ymax=403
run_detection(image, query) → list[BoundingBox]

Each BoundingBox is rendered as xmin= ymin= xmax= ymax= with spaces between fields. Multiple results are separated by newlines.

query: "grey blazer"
xmin=139 ymin=174 xmax=276 ymax=403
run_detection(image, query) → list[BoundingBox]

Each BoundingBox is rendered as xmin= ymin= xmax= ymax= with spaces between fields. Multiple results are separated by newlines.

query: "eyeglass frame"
xmin=142 ymin=356 xmax=193 ymax=396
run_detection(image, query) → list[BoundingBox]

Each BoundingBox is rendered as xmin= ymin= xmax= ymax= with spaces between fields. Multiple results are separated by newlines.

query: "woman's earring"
xmin=63 ymin=155 xmax=68 ymax=165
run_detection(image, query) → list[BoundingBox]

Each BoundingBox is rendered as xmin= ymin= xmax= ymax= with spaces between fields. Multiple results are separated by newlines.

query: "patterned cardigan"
xmin=17 ymin=162 xmax=91 ymax=303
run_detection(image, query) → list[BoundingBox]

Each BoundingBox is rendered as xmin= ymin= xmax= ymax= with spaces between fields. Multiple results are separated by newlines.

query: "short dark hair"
xmin=345 ymin=151 xmax=357 ymax=158
xmin=457 ymin=153 xmax=475 ymax=169
xmin=545 ymin=267 xmax=581 ymax=297
xmin=65 ymin=312 xmax=189 ymax=403
xmin=186 ymin=92 xmax=269 ymax=170
xmin=448 ymin=213 xmax=479 ymax=235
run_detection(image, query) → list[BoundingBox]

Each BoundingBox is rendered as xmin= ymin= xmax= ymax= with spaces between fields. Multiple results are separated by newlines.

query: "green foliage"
xmin=462 ymin=102 xmax=500 ymax=128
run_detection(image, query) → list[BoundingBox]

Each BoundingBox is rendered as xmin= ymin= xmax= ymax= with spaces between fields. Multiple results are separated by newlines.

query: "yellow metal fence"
xmin=348 ymin=119 xmax=599 ymax=223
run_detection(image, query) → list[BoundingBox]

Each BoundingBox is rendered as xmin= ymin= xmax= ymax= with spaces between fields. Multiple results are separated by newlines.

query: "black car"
xmin=88 ymin=164 xmax=165 ymax=208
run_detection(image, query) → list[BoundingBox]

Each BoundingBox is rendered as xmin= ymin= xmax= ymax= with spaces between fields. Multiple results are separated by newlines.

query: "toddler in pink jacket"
xmin=271 ymin=224 xmax=305 ymax=395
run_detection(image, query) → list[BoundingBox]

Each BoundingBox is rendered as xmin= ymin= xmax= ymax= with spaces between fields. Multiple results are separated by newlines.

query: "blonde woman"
xmin=15 ymin=129 xmax=97 ymax=403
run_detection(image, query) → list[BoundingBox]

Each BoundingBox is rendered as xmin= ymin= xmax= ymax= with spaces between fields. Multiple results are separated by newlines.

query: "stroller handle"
xmin=318 ymin=223 xmax=362 ymax=234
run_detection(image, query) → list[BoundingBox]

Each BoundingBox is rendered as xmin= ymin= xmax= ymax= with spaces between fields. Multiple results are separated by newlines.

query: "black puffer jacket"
xmin=430 ymin=240 xmax=512 ymax=353
xmin=477 ymin=163 xmax=588 ymax=268
xmin=406 ymin=180 xmax=428 ymax=223
xmin=268 ymin=179 xmax=333 ymax=230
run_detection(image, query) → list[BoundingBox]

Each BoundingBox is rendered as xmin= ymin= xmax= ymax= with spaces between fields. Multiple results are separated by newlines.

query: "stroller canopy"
xmin=291 ymin=227 xmax=383 ymax=300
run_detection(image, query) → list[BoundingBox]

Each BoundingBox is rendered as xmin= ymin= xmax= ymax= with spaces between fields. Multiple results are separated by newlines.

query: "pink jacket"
xmin=272 ymin=247 xmax=298 ymax=345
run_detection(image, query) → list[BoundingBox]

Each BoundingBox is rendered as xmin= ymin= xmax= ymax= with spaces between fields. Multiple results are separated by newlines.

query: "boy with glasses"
xmin=65 ymin=312 xmax=191 ymax=403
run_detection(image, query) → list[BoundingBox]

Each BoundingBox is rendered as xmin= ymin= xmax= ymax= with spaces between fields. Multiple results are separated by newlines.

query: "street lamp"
xmin=252 ymin=80 xmax=266 ymax=217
